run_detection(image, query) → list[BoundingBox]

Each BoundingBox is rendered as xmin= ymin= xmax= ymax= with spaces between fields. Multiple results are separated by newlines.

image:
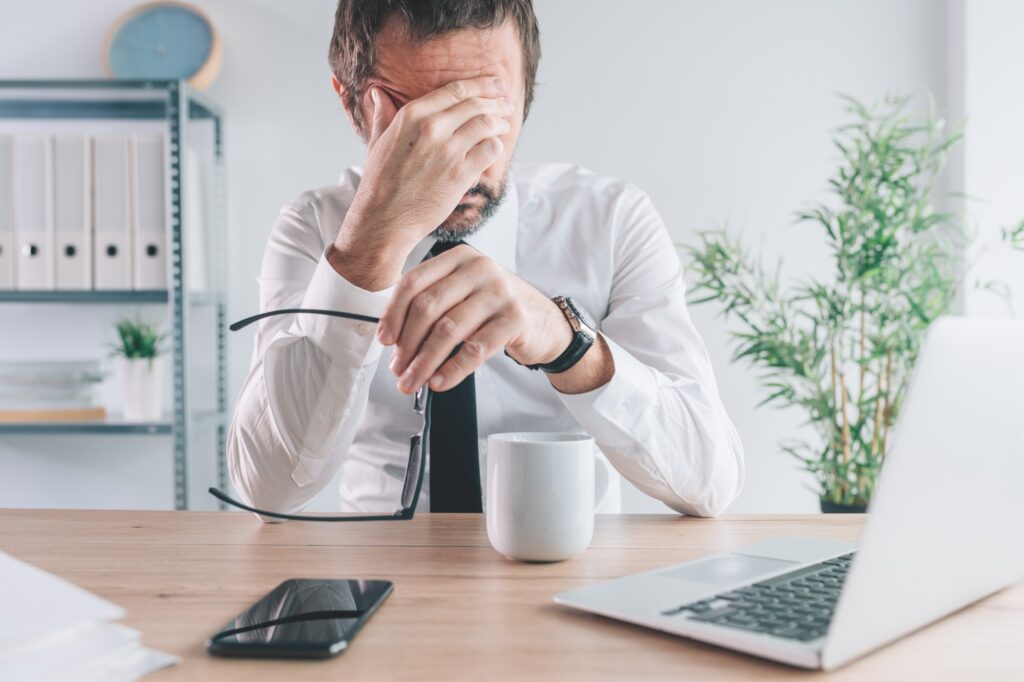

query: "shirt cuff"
xmin=291 ymin=250 xmax=393 ymax=366
xmin=556 ymin=335 xmax=659 ymax=446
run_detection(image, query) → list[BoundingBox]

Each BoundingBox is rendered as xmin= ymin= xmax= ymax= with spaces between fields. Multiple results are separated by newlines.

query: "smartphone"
xmin=207 ymin=578 xmax=393 ymax=659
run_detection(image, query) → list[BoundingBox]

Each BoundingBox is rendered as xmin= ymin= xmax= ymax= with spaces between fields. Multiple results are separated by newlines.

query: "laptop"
xmin=555 ymin=316 xmax=1024 ymax=670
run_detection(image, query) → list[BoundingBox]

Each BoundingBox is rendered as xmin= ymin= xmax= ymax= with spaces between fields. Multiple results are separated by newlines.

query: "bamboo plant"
xmin=685 ymin=95 xmax=963 ymax=509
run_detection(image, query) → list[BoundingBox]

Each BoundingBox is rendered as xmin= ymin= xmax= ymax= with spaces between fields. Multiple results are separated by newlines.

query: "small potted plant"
xmin=685 ymin=95 xmax=964 ymax=512
xmin=112 ymin=316 xmax=166 ymax=422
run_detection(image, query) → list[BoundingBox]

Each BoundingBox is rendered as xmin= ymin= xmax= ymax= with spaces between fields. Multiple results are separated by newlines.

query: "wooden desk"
xmin=1 ymin=510 xmax=1020 ymax=680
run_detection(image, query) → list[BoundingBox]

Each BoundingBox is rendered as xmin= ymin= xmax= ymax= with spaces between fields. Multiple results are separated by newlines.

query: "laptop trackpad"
xmin=658 ymin=553 xmax=798 ymax=586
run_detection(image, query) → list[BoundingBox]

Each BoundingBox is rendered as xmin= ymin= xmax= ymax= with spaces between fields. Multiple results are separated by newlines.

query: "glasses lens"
xmin=400 ymin=434 xmax=423 ymax=509
xmin=400 ymin=388 xmax=429 ymax=510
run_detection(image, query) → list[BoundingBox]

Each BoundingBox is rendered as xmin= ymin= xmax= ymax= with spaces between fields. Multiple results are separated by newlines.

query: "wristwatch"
xmin=508 ymin=296 xmax=598 ymax=374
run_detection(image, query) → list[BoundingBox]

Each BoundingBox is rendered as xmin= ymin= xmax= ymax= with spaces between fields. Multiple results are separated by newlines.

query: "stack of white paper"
xmin=0 ymin=551 xmax=178 ymax=682
xmin=0 ymin=360 xmax=105 ymax=419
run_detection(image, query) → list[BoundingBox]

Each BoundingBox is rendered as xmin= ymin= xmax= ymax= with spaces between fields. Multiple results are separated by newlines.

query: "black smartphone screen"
xmin=207 ymin=578 xmax=393 ymax=658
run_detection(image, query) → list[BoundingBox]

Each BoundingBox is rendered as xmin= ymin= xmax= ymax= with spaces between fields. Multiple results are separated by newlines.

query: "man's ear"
xmin=331 ymin=73 xmax=368 ymax=141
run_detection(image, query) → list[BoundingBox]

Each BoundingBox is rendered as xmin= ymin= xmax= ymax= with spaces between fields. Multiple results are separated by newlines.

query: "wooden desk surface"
xmin=1 ymin=510 xmax=1020 ymax=681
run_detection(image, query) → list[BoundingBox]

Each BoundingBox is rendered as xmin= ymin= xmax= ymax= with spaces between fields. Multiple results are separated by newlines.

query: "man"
xmin=228 ymin=0 xmax=743 ymax=518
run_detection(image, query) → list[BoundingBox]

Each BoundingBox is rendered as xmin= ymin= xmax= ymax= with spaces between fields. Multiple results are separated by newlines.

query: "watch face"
xmin=565 ymin=298 xmax=596 ymax=332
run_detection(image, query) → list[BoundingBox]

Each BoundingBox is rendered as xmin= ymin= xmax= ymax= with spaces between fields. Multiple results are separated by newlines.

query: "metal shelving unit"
xmin=0 ymin=80 xmax=227 ymax=509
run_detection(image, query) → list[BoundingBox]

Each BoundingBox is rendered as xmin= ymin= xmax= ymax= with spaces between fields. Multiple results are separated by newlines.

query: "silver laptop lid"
xmin=822 ymin=317 xmax=1024 ymax=670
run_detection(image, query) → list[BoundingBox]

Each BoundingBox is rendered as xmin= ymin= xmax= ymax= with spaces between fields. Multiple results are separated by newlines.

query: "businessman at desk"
xmin=227 ymin=0 xmax=744 ymax=518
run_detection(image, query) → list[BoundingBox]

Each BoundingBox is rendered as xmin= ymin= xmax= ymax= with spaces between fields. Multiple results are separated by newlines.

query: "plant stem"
xmin=855 ymin=293 xmax=868 ymax=499
xmin=858 ymin=293 xmax=866 ymax=406
xmin=830 ymin=341 xmax=841 ymax=472
xmin=840 ymin=371 xmax=851 ymax=499
xmin=880 ymin=348 xmax=895 ymax=453
xmin=872 ymin=354 xmax=885 ymax=456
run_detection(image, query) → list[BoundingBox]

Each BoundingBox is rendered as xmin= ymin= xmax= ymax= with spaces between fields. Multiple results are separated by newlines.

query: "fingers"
xmin=368 ymin=85 xmax=399 ymax=147
xmin=402 ymin=82 xmax=512 ymax=171
xmin=432 ymin=95 xmax=515 ymax=140
xmin=376 ymin=246 xmax=470 ymax=346
xmin=435 ymin=105 xmax=509 ymax=189
xmin=450 ymin=110 xmax=510 ymax=154
xmin=405 ymin=76 xmax=507 ymax=118
xmin=429 ymin=316 xmax=517 ymax=392
xmin=396 ymin=295 xmax=497 ymax=394
xmin=390 ymin=263 xmax=479 ymax=378
xmin=463 ymin=135 xmax=505 ymax=177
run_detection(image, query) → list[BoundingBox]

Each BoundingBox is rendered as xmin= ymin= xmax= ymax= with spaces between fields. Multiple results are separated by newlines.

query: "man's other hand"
xmin=376 ymin=244 xmax=574 ymax=395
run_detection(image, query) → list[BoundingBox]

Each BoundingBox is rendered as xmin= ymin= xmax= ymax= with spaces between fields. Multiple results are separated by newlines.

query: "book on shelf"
xmin=0 ymin=406 xmax=107 ymax=423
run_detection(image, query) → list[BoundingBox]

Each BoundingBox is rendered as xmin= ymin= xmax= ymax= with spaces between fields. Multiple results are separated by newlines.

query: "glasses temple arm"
xmin=207 ymin=487 xmax=399 ymax=522
xmin=229 ymin=308 xmax=380 ymax=332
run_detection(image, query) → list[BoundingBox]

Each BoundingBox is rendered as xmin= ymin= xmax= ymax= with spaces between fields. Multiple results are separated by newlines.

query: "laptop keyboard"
xmin=661 ymin=552 xmax=855 ymax=643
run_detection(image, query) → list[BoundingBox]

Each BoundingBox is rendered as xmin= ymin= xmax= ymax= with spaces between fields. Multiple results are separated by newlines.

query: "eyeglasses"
xmin=207 ymin=308 xmax=431 ymax=521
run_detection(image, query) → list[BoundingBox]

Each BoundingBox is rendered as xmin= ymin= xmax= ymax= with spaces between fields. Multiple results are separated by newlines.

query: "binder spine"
xmin=13 ymin=136 xmax=54 ymax=290
xmin=131 ymin=134 xmax=168 ymax=290
xmin=53 ymin=136 xmax=93 ymax=290
xmin=92 ymin=135 xmax=133 ymax=290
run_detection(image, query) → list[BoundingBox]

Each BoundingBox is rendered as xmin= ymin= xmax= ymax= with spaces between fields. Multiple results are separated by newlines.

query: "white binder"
xmin=53 ymin=136 xmax=92 ymax=290
xmin=13 ymin=136 xmax=53 ymax=290
xmin=92 ymin=135 xmax=132 ymax=290
xmin=0 ymin=135 xmax=13 ymax=288
xmin=131 ymin=134 xmax=167 ymax=290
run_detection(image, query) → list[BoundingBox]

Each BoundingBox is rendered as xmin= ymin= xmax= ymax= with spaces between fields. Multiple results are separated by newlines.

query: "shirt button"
xmin=355 ymin=322 xmax=373 ymax=337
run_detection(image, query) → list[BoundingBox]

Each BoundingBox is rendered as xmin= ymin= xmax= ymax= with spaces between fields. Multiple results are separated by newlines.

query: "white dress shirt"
xmin=228 ymin=161 xmax=744 ymax=517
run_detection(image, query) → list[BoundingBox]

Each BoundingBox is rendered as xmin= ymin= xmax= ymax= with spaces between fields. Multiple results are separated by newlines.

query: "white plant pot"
xmin=119 ymin=358 xmax=163 ymax=422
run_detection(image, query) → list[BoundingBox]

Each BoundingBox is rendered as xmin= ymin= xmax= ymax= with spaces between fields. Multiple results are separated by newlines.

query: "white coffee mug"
xmin=486 ymin=432 xmax=597 ymax=562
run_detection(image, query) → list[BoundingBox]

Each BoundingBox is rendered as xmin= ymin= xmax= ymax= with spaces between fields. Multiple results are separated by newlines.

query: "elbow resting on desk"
xmin=226 ymin=410 xmax=313 ymax=523
xmin=594 ymin=430 xmax=744 ymax=518
xmin=666 ymin=425 xmax=745 ymax=518
xmin=646 ymin=440 xmax=745 ymax=519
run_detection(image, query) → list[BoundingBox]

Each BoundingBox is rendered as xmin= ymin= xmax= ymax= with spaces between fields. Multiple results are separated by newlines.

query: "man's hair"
xmin=328 ymin=0 xmax=541 ymax=134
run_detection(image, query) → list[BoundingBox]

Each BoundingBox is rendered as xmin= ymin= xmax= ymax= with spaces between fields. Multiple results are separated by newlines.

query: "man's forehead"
xmin=371 ymin=17 xmax=522 ymax=103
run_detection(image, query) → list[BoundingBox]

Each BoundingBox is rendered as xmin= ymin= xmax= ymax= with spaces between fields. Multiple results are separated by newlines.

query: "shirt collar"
xmin=403 ymin=172 xmax=519 ymax=274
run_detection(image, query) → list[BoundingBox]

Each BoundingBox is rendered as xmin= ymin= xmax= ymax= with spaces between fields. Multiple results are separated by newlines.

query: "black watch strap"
xmin=534 ymin=329 xmax=594 ymax=374
xmin=505 ymin=296 xmax=596 ymax=374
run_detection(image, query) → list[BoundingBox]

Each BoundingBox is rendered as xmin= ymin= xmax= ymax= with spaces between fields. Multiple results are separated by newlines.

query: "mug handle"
xmin=593 ymin=447 xmax=614 ymax=511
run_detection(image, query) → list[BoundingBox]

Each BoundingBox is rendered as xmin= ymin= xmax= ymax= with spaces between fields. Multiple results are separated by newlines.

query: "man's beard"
xmin=431 ymin=177 xmax=508 ymax=243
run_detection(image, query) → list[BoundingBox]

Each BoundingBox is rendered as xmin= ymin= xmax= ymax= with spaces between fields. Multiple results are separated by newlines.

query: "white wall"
xmin=0 ymin=0 xmax=973 ymax=513
xmin=960 ymin=0 xmax=1024 ymax=317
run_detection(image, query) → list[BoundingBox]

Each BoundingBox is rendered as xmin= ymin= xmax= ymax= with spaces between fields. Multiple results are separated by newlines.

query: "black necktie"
xmin=424 ymin=239 xmax=482 ymax=512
